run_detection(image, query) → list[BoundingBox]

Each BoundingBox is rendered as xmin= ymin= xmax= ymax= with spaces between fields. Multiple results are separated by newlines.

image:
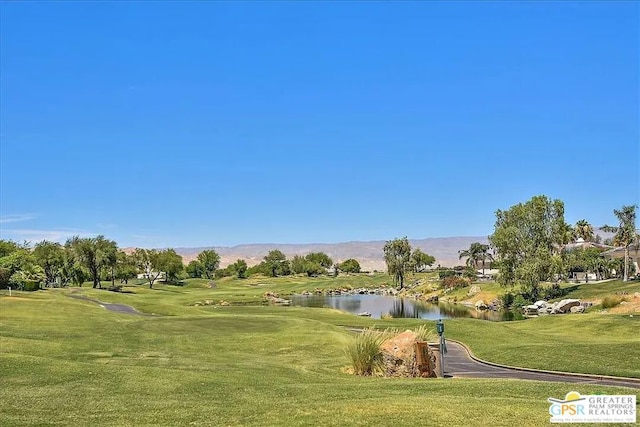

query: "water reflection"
xmin=290 ymin=294 xmax=523 ymax=322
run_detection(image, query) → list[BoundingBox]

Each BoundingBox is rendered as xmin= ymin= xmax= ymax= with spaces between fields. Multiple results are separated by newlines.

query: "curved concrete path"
xmin=67 ymin=293 xmax=153 ymax=316
xmin=445 ymin=340 xmax=640 ymax=389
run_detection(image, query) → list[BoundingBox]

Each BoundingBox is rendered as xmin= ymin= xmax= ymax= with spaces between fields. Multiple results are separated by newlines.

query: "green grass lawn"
xmin=1 ymin=280 xmax=638 ymax=426
xmin=444 ymin=314 xmax=640 ymax=377
xmin=559 ymin=279 xmax=640 ymax=301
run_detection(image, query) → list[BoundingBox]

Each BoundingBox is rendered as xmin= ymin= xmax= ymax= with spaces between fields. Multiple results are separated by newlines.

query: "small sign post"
xmin=436 ymin=319 xmax=446 ymax=377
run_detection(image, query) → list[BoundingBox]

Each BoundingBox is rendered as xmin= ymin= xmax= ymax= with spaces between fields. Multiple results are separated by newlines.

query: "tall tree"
xmin=0 ymin=241 xmax=43 ymax=290
xmin=263 ymin=250 xmax=289 ymax=277
xmin=575 ymin=219 xmax=595 ymax=242
xmin=231 ymin=259 xmax=248 ymax=279
xmin=289 ymin=252 xmax=334 ymax=277
xmin=338 ymin=258 xmax=361 ymax=274
xmin=157 ymin=249 xmax=184 ymax=283
xmin=132 ymin=248 xmax=162 ymax=288
xmin=458 ymin=243 xmax=482 ymax=269
xmin=186 ymin=260 xmax=204 ymax=278
xmin=33 ymin=240 xmax=65 ymax=286
xmin=291 ymin=255 xmax=308 ymax=275
xmin=476 ymin=244 xmax=494 ymax=275
xmin=61 ymin=250 xmax=88 ymax=287
xmin=410 ymin=249 xmax=435 ymax=272
xmin=66 ymin=236 xmax=118 ymax=288
xmin=133 ymin=248 xmax=183 ymax=288
xmin=458 ymin=242 xmax=493 ymax=274
xmin=305 ymin=252 xmax=333 ymax=269
xmin=196 ymin=250 xmax=220 ymax=279
xmin=602 ymin=204 xmax=639 ymax=282
xmin=114 ymin=251 xmax=137 ymax=284
xmin=383 ymin=237 xmax=412 ymax=289
xmin=489 ymin=195 xmax=571 ymax=297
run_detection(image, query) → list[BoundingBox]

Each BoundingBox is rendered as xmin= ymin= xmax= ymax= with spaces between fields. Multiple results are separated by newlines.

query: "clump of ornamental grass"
xmin=346 ymin=328 xmax=388 ymax=376
xmin=414 ymin=324 xmax=437 ymax=342
xmin=601 ymin=296 xmax=626 ymax=309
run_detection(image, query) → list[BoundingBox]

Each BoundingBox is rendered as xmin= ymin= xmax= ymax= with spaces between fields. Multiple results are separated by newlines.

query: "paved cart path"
xmin=67 ymin=293 xmax=154 ymax=316
xmin=445 ymin=340 xmax=640 ymax=389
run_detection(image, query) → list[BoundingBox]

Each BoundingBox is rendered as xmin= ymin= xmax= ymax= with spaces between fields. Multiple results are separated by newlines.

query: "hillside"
xmin=172 ymin=236 xmax=492 ymax=271
xmin=128 ymin=229 xmax=616 ymax=272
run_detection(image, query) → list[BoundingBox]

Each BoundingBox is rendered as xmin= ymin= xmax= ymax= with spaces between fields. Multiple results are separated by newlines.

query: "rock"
xmin=475 ymin=300 xmax=488 ymax=310
xmin=219 ymin=300 xmax=230 ymax=306
xmin=533 ymin=300 xmax=547 ymax=308
xmin=356 ymin=311 xmax=371 ymax=317
xmin=551 ymin=299 xmax=581 ymax=314
xmin=425 ymin=295 xmax=439 ymax=304
xmin=523 ymin=305 xmax=539 ymax=316
xmin=467 ymin=285 xmax=481 ymax=296
xmin=570 ymin=305 xmax=585 ymax=313
xmin=380 ymin=330 xmax=435 ymax=378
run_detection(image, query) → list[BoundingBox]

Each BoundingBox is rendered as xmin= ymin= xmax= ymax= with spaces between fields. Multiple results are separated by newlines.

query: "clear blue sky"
xmin=1 ymin=1 xmax=638 ymax=248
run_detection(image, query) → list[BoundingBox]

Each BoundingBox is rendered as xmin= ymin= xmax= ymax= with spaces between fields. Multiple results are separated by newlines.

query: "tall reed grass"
xmin=346 ymin=328 xmax=387 ymax=376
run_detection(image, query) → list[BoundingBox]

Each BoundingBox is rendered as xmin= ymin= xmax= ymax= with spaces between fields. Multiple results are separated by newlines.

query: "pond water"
xmin=290 ymin=294 xmax=524 ymax=322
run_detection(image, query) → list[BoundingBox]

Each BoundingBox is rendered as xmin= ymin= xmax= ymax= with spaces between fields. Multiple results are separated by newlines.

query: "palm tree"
xmin=555 ymin=224 xmax=576 ymax=256
xmin=476 ymin=244 xmax=494 ymax=276
xmin=575 ymin=219 xmax=594 ymax=242
xmin=458 ymin=246 xmax=478 ymax=269
xmin=602 ymin=205 xmax=639 ymax=282
xmin=458 ymin=242 xmax=492 ymax=274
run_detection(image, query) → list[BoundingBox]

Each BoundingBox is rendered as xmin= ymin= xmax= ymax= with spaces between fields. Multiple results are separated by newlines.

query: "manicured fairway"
xmin=1 ymin=281 xmax=638 ymax=426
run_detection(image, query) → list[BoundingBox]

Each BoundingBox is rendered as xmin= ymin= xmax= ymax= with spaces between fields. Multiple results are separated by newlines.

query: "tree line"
xmin=381 ymin=198 xmax=637 ymax=296
xmin=489 ymin=197 xmax=638 ymax=299
xmin=0 ymin=236 xmax=187 ymax=290
xmin=0 ymin=237 xmax=364 ymax=290
xmin=187 ymin=250 xmax=362 ymax=279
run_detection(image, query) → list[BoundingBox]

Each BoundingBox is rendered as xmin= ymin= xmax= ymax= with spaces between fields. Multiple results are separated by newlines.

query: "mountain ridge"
xmin=168 ymin=236 xmax=492 ymax=271
xmin=124 ymin=229 xmax=617 ymax=272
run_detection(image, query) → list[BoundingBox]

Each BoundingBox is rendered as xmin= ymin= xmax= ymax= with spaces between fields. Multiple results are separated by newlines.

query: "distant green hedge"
xmin=23 ymin=281 xmax=41 ymax=292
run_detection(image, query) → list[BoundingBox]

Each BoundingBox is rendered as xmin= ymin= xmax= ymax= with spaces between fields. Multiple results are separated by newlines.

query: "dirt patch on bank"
xmin=608 ymin=294 xmax=640 ymax=314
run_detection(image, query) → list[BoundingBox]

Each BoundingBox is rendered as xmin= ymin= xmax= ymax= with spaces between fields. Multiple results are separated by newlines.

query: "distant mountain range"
xmin=166 ymin=228 xmax=617 ymax=271
xmin=171 ymin=236 xmax=491 ymax=271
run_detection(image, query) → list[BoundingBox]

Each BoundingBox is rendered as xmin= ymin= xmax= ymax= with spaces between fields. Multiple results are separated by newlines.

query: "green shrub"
xmin=500 ymin=292 xmax=515 ymax=308
xmin=438 ymin=269 xmax=456 ymax=279
xmin=22 ymin=281 xmax=40 ymax=292
xmin=601 ymin=296 xmax=625 ymax=309
xmin=512 ymin=294 xmax=529 ymax=310
xmin=346 ymin=329 xmax=386 ymax=376
xmin=442 ymin=276 xmax=470 ymax=290
xmin=462 ymin=267 xmax=477 ymax=280
xmin=542 ymin=283 xmax=566 ymax=300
